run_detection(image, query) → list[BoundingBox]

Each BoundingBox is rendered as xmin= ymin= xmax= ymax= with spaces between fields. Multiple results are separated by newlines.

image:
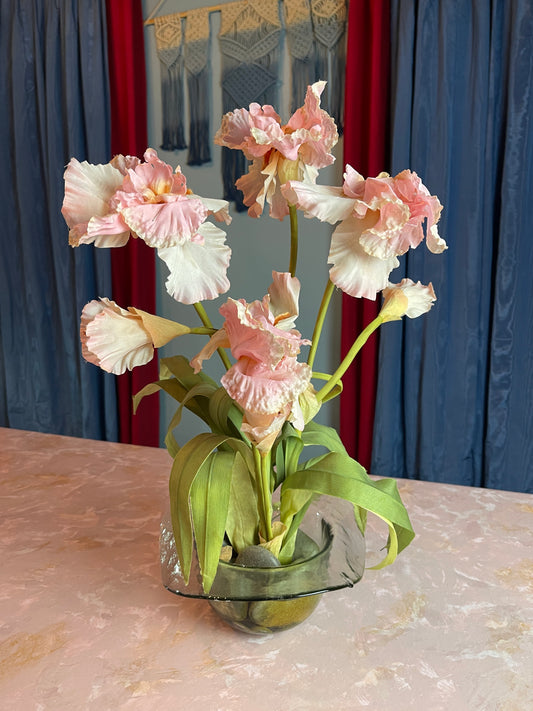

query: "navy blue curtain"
xmin=372 ymin=1 xmax=533 ymax=492
xmin=0 ymin=0 xmax=118 ymax=440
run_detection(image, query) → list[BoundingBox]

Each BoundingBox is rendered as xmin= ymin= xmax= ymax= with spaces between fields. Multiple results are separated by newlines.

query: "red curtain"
xmin=106 ymin=0 xmax=159 ymax=446
xmin=340 ymin=0 xmax=390 ymax=468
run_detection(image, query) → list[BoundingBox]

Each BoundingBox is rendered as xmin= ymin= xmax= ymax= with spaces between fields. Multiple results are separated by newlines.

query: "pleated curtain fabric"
xmin=339 ymin=0 xmax=390 ymax=470
xmin=0 ymin=0 xmax=118 ymax=441
xmin=106 ymin=0 xmax=160 ymax=447
xmin=372 ymin=0 xmax=533 ymax=493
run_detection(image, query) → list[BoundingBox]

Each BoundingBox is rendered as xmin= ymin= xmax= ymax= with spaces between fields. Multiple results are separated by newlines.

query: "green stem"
xmin=307 ymin=279 xmax=335 ymax=369
xmin=288 ymin=204 xmax=298 ymax=277
xmin=315 ymin=313 xmax=385 ymax=403
xmin=253 ymin=446 xmax=273 ymax=541
xmin=261 ymin=451 xmax=274 ymax=540
xmin=189 ymin=327 xmax=217 ymax=335
xmin=193 ymin=302 xmax=232 ymax=371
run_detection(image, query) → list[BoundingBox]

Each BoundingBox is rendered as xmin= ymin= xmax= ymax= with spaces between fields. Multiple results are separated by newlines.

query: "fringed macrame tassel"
xmin=187 ymin=68 xmax=211 ymax=165
xmin=185 ymin=9 xmax=211 ymax=165
xmin=219 ymin=0 xmax=283 ymax=210
xmin=155 ymin=15 xmax=187 ymax=150
xmin=328 ymin=31 xmax=346 ymax=136
xmin=311 ymin=0 xmax=347 ymax=134
xmin=284 ymin=0 xmax=316 ymax=113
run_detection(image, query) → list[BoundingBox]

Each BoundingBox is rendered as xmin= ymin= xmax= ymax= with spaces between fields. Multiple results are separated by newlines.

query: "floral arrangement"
xmin=62 ymin=82 xmax=445 ymax=593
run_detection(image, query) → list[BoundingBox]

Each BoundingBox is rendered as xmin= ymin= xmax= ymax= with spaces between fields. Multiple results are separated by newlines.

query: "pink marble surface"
xmin=1 ymin=427 xmax=532 ymax=710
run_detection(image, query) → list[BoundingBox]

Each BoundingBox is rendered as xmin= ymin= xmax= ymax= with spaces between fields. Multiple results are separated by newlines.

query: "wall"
xmin=142 ymin=0 xmax=344 ymax=446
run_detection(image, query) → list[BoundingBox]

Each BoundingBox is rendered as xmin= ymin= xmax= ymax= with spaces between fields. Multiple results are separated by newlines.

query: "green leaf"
xmin=301 ymin=420 xmax=348 ymax=454
xmin=169 ymin=432 xmax=231 ymax=586
xmin=190 ymin=451 xmax=234 ymax=592
xmin=208 ymin=386 xmax=244 ymax=437
xmin=225 ymin=453 xmax=260 ymax=553
xmin=161 ymin=355 xmax=219 ymax=389
xmin=132 ymin=382 xmax=162 ymax=414
xmin=281 ymin=452 xmax=415 ymax=569
xmin=169 ymin=431 xmax=255 ymax=589
xmin=273 ymin=428 xmax=304 ymax=488
xmin=278 ymin=489 xmax=314 ymax=564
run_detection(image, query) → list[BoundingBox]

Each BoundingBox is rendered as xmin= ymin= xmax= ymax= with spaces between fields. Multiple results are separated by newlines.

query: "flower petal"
xmin=128 ymin=308 xmax=191 ymax=347
xmin=158 ymin=222 xmax=231 ymax=304
xmin=328 ymin=216 xmax=399 ymax=299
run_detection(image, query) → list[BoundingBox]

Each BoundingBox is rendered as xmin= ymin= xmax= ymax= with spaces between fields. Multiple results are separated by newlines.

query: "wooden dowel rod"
xmin=144 ymin=2 xmax=232 ymax=25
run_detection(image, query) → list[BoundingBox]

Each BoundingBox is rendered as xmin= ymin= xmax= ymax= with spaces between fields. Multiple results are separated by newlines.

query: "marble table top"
xmin=1 ymin=427 xmax=532 ymax=710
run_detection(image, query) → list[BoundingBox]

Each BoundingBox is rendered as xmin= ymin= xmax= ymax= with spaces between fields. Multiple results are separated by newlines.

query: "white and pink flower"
xmin=80 ymin=298 xmax=190 ymax=375
xmin=214 ymin=81 xmax=338 ymax=220
xmin=380 ymin=279 xmax=437 ymax=321
xmin=282 ymin=165 xmax=446 ymax=299
xmin=191 ymin=272 xmax=312 ymax=451
xmin=62 ymin=149 xmax=232 ymax=304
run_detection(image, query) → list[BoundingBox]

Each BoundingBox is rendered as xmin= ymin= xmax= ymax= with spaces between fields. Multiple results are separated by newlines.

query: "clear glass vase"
xmin=160 ymin=497 xmax=366 ymax=634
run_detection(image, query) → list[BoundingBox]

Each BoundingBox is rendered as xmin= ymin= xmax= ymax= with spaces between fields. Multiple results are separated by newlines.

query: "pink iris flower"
xmin=191 ymin=272 xmax=312 ymax=451
xmin=62 ymin=149 xmax=232 ymax=304
xmin=214 ymin=81 xmax=338 ymax=220
xmin=282 ymin=166 xmax=447 ymax=300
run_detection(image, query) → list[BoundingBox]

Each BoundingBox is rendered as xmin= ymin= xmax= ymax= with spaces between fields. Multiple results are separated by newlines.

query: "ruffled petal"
xmin=110 ymin=154 xmax=141 ymax=175
xmin=220 ymin=297 xmax=304 ymax=365
xmin=214 ymin=107 xmax=273 ymax=160
xmin=120 ymin=197 xmax=208 ymax=248
xmin=190 ymin=328 xmax=230 ymax=373
xmin=221 ymin=357 xmax=312 ymax=416
xmin=427 ymin=224 xmax=448 ymax=254
xmin=381 ymin=279 xmax=437 ymax=320
xmin=286 ymin=81 xmax=338 ymax=168
xmin=235 ymin=159 xmax=270 ymax=218
xmin=240 ymin=410 xmax=289 ymax=452
xmin=267 ymin=272 xmax=301 ymax=330
xmin=190 ymin=194 xmax=232 ymax=225
xmin=282 ymin=181 xmax=353 ymax=224
xmin=82 ymin=213 xmax=130 ymax=247
xmin=328 ymin=216 xmax=399 ymax=299
xmin=62 ymin=158 xmax=124 ymax=237
xmin=158 ymin=222 xmax=231 ymax=304
xmin=80 ymin=298 xmax=154 ymax=375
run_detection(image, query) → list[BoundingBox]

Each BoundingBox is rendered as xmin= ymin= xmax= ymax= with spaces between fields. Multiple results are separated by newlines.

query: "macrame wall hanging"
xmin=284 ymin=0 xmax=315 ymax=115
xmin=146 ymin=0 xmax=347 ymax=203
xmin=218 ymin=0 xmax=283 ymax=210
